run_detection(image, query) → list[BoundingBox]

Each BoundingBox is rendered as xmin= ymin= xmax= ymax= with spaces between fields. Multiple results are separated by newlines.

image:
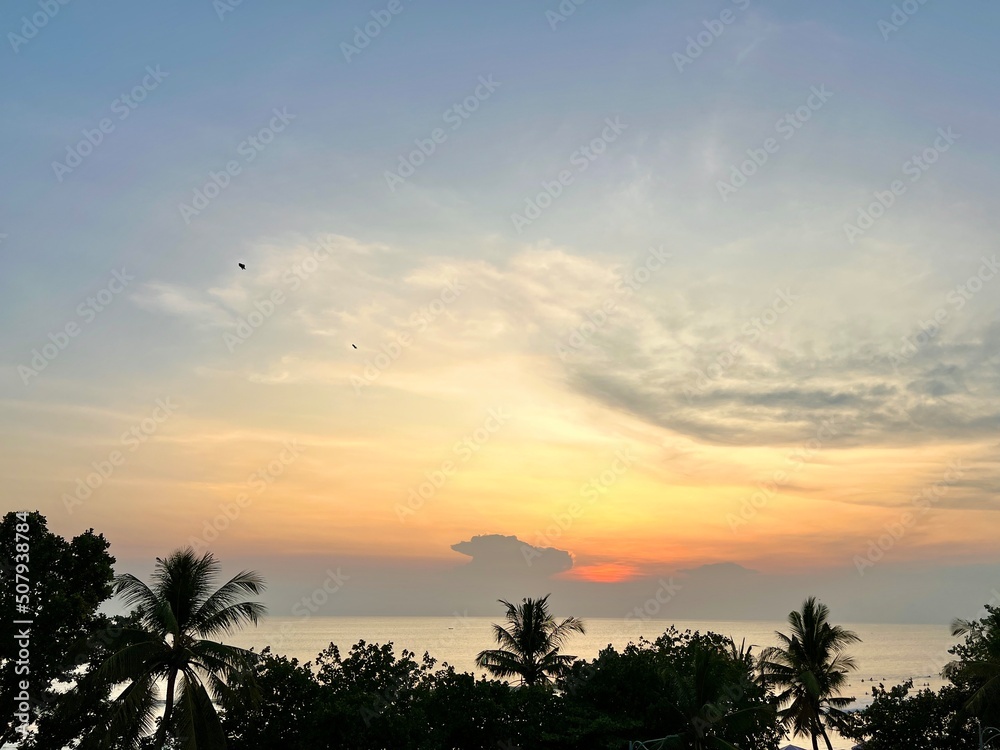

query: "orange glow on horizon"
xmin=563 ymin=563 xmax=641 ymax=583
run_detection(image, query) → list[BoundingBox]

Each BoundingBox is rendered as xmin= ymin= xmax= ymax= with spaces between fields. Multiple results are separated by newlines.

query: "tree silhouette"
xmin=660 ymin=640 xmax=775 ymax=750
xmin=86 ymin=548 xmax=265 ymax=750
xmin=0 ymin=511 xmax=116 ymax=747
xmin=475 ymin=595 xmax=585 ymax=687
xmin=945 ymin=605 xmax=1000 ymax=723
xmin=759 ymin=596 xmax=859 ymax=750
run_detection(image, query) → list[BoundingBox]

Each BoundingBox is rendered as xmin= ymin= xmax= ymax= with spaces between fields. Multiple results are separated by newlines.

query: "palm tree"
xmin=759 ymin=596 xmax=860 ymax=750
xmin=475 ymin=594 xmax=585 ymax=687
xmin=86 ymin=548 xmax=266 ymax=750
xmin=945 ymin=615 xmax=1000 ymax=717
xmin=659 ymin=642 xmax=775 ymax=750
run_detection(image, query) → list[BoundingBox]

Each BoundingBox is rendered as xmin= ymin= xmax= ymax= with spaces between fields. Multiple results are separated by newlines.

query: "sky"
xmin=2 ymin=0 xmax=999 ymax=624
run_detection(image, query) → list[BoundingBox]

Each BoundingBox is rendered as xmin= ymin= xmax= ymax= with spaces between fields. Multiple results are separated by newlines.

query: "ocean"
xmin=220 ymin=616 xmax=959 ymax=749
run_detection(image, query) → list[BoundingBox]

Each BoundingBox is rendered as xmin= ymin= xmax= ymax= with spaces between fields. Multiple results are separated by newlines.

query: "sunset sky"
xmin=2 ymin=1 xmax=999 ymax=622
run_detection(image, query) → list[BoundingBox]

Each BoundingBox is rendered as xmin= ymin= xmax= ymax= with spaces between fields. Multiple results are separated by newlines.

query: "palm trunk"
xmin=154 ymin=668 xmax=177 ymax=750
xmin=810 ymin=708 xmax=822 ymax=750
xmin=819 ymin=723 xmax=835 ymax=750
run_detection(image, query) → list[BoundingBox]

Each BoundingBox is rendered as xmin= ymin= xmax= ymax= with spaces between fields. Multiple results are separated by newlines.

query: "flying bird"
xmin=238 ymin=263 xmax=246 ymax=270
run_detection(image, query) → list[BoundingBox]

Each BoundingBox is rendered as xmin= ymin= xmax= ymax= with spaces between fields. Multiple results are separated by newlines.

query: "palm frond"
xmin=151 ymin=548 xmax=222 ymax=632
xmin=475 ymin=649 xmax=523 ymax=679
xmin=196 ymin=600 xmax=268 ymax=638
xmin=172 ymin=670 xmax=228 ymax=750
xmin=114 ymin=575 xmax=170 ymax=633
xmin=83 ymin=670 xmax=159 ymax=750
xmin=190 ymin=569 xmax=267 ymax=634
xmin=91 ymin=550 xmax=265 ymax=747
xmin=94 ymin=635 xmax=170 ymax=685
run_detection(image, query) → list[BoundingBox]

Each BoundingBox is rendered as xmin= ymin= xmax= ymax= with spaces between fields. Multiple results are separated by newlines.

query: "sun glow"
xmin=563 ymin=563 xmax=641 ymax=583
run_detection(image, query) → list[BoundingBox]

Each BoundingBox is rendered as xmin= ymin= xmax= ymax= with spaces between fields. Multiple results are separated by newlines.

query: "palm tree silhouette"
xmin=475 ymin=594 xmax=585 ymax=687
xmin=86 ymin=548 xmax=266 ymax=749
xmin=946 ymin=615 xmax=1000 ymax=716
xmin=759 ymin=596 xmax=859 ymax=750
xmin=660 ymin=641 xmax=774 ymax=750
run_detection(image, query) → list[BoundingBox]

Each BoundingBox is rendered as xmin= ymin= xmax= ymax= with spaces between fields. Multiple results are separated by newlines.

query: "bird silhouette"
xmin=238 ymin=263 xmax=246 ymax=270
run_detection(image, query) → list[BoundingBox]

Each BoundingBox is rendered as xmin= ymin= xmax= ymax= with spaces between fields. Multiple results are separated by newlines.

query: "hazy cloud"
xmin=451 ymin=534 xmax=573 ymax=579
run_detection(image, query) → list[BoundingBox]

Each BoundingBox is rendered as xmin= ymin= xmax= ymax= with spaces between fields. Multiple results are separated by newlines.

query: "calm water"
xmin=222 ymin=616 xmax=958 ymax=750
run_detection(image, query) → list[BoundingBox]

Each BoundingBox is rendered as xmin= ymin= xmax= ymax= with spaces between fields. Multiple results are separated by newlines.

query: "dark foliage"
xmin=837 ymin=680 xmax=976 ymax=750
xmin=0 ymin=511 xmax=117 ymax=747
xmin=221 ymin=628 xmax=780 ymax=750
